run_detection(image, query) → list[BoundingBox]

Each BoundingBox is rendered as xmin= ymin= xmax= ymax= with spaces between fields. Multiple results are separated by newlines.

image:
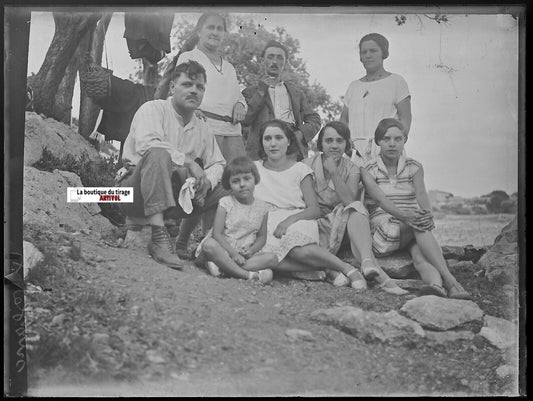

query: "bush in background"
xmin=33 ymin=147 xmax=125 ymax=226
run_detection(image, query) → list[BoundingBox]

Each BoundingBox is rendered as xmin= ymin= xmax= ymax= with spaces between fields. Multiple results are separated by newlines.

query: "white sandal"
xmin=346 ymin=268 xmax=367 ymax=291
xmin=378 ymin=278 xmax=409 ymax=296
xmin=326 ymin=270 xmax=350 ymax=287
xmin=206 ymin=261 xmax=221 ymax=277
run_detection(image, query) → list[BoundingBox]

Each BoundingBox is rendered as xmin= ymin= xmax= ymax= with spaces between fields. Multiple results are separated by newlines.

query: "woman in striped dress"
xmin=361 ymin=118 xmax=471 ymax=299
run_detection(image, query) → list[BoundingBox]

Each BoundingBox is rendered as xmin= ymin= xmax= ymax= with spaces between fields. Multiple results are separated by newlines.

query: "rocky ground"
xmin=19 ymin=113 xmax=523 ymax=396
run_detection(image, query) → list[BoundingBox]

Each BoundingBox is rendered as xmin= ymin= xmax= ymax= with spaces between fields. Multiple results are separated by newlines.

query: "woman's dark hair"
xmin=178 ymin=12 xmax=227 ymax=56
xmin=359 ymin=33 xmax=389 ymax=59
xmin=221 ymin=156 xmax=260 ymax=190
xmin=316 ymin=121 xmax=352 ymax=155
xmin=257 ymin=120 xmax=299 ymax=160
xmin=374 ymin=118 xmax=405 ymax=145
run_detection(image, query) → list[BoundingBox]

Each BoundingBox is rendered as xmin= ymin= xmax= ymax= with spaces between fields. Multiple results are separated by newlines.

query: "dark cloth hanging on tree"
xmin=93 ymin=75 xmax=155 ymax=142
xmin=123 ymin=13 xmax=174 ymax=63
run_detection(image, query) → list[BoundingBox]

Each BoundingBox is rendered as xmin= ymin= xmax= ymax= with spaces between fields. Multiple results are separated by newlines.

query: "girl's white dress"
xmin=195 ymin=195 xmax=270 ymax=257
xmin=253 ymin=161 xmax=320 ymax=262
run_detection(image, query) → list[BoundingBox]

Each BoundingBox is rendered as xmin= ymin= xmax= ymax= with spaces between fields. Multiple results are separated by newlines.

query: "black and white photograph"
xmin=4 ymin=4 xmax=525 ymax=397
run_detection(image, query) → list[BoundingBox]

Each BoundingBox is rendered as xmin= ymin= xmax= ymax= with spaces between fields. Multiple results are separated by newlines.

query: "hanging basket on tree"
xmin=79 ymin=54 xmax=113 ymax=98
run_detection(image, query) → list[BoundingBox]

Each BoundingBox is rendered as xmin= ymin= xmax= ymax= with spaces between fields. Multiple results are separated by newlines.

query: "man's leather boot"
xmin=148 ymin=225 xmax=184 ymax=270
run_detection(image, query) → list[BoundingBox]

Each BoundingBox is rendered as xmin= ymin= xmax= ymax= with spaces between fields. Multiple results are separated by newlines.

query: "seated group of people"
xmin=116 ymin=12 xmax=470 ymax=300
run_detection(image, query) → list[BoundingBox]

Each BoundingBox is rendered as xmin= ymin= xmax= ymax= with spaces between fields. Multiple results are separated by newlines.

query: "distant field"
xmin=432 ymin=213 xmax=515 ymax=247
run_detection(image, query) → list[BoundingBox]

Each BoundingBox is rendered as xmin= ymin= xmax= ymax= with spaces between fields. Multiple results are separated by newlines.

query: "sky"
xmin=26 ymin=7 xmax=520 ymax=198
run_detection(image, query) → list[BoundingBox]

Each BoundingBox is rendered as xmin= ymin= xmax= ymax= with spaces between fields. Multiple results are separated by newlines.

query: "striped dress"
xmin=363 ymin=155 xmax=422 ymax=255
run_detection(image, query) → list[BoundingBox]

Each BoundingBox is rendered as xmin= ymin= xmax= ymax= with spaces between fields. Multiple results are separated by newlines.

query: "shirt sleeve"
xmin=407 ymin=158 xmax=422 ymax=178
xmin=219 ymin=196 xmax=232 ymax=213
xmin=396 ymin=75 xmax=411 ymax=104
xmin=129 ymin=101 xmax=186 ymax=166
xmin=298 ymin=162 xmax=315 ymax=183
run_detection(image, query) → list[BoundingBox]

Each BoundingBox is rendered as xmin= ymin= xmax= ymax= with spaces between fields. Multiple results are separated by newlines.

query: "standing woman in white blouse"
xmin=173 ymin=12 xmax=247 ymax=258
xmin=341 ymin=33 xmax=412 ymax=167
xmin=177 ymin=12 xmax=247 ymax=164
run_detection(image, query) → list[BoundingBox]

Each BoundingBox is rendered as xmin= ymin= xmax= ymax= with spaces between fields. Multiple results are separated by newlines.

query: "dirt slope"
xmin=24 ymin=224 xmax=517 ymax=397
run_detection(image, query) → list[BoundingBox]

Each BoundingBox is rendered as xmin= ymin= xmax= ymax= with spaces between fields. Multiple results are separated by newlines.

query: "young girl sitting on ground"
xmin=195 ymin=156 xmax=278 ymax=284
xmin=253 ymin=119 xmax=367 ymax=290
xmin=361 ymin=118 xmax=471 ymax=299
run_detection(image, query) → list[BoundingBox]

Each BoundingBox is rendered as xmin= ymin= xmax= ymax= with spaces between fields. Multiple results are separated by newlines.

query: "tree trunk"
xmin=78 ymin=13 xmax=113 ymax=138
xmin=54 ymin=48 xmax=80 ymax=124
xmin=142 ymin=58 xmax=159 ymax=89
xmin=154 ymin=53 xmax=179 ymax=99
xmin=30 ymin=12 xmax=101 ymax=121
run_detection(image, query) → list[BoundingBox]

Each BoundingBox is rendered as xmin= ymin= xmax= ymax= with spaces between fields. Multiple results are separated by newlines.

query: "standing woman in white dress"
xmin=341 ymin=33 xmax=412 ymax=167
xmin=173 ymin=13 xmax=248 ymax=257
xmin=177 ymin=12 xmax=247 ymax=163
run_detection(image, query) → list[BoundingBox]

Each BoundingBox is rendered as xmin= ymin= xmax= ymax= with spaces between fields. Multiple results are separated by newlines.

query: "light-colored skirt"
xmin=195 ymin=228 xmax=257 ymax=258
xmin=262 ymin=209 xmax=319 ymax=262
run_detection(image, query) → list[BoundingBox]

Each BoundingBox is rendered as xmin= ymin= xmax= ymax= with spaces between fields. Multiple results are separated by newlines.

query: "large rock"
xmin=400 ymin=295 xmax=484 ymax=331
xmin=479 ymin=315 xmax=517 ymax=350
xmin=441 ymin=245 xmax=466 ymax=259
xmin=477 ymin=217 xmax=518 ymax=284
xmin=375 ymin=250 xmax=417 ymax=278
xmin=424 ymin=330 xmax=475 ymax=344
xmin=310 ymin=306 xmax=425 ymax=344
xmin=24 ymin=112 xmax=101 ymax=166
xmin=23 ymin=166 xmax=113 ymax=234
xmin=23 ymin=240 xmax=44 ymax=279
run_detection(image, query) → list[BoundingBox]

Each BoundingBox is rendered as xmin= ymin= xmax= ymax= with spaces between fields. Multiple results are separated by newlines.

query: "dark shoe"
xmin=149 ymin=225 xmax=184 ymax=270
xmin=419 ymin=283 xmax=447 ymax=298
xmin=447 ymin=283 xmax=471 ymax=300
xmin=148 ymin=241 xmax=184 ymax=270
xmin=175 ymin=246 xmax=193 ymax=260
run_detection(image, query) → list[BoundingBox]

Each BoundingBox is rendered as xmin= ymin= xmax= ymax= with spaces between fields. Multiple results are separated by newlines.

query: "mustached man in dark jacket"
xmin=242 ymin=40 xmax=321 ymax=161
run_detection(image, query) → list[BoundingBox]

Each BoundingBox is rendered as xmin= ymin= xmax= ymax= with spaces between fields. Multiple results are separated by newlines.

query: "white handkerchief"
xmin=178 ymin=177 xmax=197 ymax=214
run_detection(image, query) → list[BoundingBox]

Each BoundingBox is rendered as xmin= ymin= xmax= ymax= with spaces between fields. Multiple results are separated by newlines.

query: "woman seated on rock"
xmin=361 ymin=118 xmax=471 ymax=299
xmin=302 ymin=121 xmax=408 ymax=295
xmin=252 ymin=119 xmax=368 ymax=290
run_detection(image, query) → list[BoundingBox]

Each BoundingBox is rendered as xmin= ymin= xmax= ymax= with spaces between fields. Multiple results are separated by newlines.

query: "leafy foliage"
xmin=395 ymin=13 xmax=449 ymax=26
xmin=482 ymin=190 xmax=516 ymax=214
xmin=33 ymin=147 xmax=125 ymax=225
xmin=130 ymin=15 xmax=342 ymax=119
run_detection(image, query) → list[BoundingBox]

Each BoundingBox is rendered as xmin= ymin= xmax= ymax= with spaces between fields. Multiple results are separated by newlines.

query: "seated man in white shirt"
xmin=119 ymin=60 xmax=226 ymax=269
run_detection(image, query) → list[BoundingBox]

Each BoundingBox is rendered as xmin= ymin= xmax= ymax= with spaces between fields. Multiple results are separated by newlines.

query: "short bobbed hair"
xmin=316 ymin=121 xmax=352 ymax=154
xmin=221 ymin=156 xmax=260 ymax=191
xmin=257 ymin=120 xmax=299 ymax=160
xmin=170 ymin=60 xmax=207 ymax=83
xmin=374 ymin=118 xmax=406 ymax=145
